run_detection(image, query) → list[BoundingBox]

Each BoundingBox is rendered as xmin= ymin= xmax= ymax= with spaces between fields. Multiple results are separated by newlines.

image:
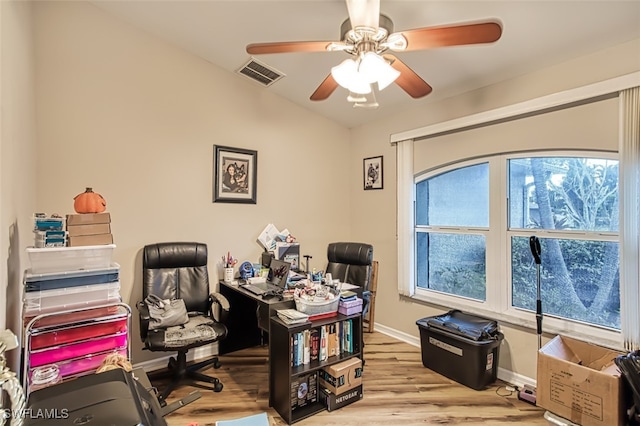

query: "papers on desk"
xmin=277 ymin=309 xmax=310 ymax=325
xmin=338 ymin=282 xmax=359 ymax=290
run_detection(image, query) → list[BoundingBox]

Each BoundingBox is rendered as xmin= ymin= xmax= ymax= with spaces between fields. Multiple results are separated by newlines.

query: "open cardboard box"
xmin=537 ymin=335 xmax=627 ymax=426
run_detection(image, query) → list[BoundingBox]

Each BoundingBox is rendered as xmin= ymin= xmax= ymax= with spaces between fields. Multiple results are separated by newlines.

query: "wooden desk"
xmin=218 ymin=280 xmax=294 ymax=355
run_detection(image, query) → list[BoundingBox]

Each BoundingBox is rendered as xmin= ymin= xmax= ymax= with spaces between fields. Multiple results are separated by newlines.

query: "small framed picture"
xmin=363 ymin=155 xmax=383 ymax=190
xmin=213 ymin=145 xmax=257 ymax=204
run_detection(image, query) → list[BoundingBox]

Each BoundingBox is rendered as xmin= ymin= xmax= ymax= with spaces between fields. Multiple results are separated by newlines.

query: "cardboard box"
xmin=537 ymin=335 xmax=626 ymax=426
xmin=68 ymin=233 xmax=113 ymax=247
xmin=66 ymin=213 xmax=111 ymax=226
xmin=338 ymin=298 xmax=363 ymax=315
xmin=319 ymin=384 xmax=363 ymax=411
xmin=318 ymin=357 xmax=362 ymax=395
xmin=67 ymin=223 xmax=111 ymax=237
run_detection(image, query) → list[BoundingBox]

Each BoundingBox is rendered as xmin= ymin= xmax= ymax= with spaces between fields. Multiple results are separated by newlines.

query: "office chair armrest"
xmin=209 ymin=292 xmax=230 ymax=323
xmin=136 ymin=300 xmax=151 ymax=341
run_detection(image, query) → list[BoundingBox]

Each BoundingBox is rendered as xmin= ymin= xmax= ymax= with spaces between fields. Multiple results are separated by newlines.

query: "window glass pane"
xmin=509 ymin=158 xmax=619 ymax=231
xmin=417 ymin=232 xmax=486 ymax=301
xmin=511 ymin=236 xmax=620 ymax=329
xmin=416 ymin=163 xmax=489 ymax=227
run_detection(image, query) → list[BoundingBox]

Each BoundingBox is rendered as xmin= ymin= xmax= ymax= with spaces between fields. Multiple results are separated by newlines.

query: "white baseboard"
xmin=371 ymin=322 xmax=537 ymax=389
xmin=132 ymin=343 xmax=219 ymax=372
xmin=136 ymin=323 xmax=538 ymax=390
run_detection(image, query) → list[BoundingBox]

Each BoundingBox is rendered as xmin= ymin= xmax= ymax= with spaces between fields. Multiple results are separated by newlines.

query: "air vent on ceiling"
xmin=237 ymin=58 xmax=285 ymax=87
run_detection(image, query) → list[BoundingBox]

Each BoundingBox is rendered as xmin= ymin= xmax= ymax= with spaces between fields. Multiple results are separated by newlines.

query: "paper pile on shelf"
xmin=276 ymin=309 xmax=310 ymax=325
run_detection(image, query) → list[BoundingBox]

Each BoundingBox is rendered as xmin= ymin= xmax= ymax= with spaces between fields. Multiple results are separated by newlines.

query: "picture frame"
xmin=213 ymin=145 xmax=257 ymax=204
xmin=363 ymin=155 xmax=383 ymax=190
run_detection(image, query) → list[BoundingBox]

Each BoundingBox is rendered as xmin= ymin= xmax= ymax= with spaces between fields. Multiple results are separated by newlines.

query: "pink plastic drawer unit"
xmin=29 ymin=348 xmax=128 ymax=386
xmin=25 ymin=305 xmax=122 ymax=329
xmin=30 ymin=316 xmax=128 ymax=350
xmin=29 ymin=331 xmax=128 ymax=367
xmin=23 ymin=282 xmax=121 ymax=317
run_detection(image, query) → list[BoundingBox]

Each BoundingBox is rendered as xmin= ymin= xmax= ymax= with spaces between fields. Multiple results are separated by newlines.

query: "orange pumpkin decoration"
xmin=73 ymin=187 xmax=107 ymax=214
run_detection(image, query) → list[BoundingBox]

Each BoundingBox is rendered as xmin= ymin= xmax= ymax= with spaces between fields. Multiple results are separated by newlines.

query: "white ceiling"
xmin=90 ymin=1 xmax=640 ymax=128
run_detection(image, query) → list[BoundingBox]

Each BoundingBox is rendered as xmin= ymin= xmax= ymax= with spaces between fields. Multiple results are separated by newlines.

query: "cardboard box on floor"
xmin=537 ymin=335 xmax=626 ymax=426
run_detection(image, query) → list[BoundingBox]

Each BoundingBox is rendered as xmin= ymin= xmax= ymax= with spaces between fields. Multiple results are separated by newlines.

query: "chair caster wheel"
xmin=214 ymin=382 xmax=223 ymax=392
xmin=213 ymin=360 xmax=221 ymax=369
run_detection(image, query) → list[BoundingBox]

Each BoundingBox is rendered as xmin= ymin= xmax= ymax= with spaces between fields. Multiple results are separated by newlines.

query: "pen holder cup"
xmin=224 ymin=267 xmax=234 ymax=283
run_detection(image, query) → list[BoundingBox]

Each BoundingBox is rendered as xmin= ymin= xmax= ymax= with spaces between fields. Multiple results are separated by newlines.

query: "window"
xmin=413 ymin=154 xmax=620 ymax=333
xmin=415 ymin=163 xmax=489 ymax=301
xmin=508 ymin=157 xmax=619 ymax=329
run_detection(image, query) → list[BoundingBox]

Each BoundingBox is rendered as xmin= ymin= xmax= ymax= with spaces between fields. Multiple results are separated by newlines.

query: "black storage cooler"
xmin=416 ymin=309 xmax=504 ymax=390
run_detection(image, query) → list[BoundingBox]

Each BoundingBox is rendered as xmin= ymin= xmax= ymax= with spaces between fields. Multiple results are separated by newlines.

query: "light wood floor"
xmin=159 ymin=332 xmax=548 ymax=425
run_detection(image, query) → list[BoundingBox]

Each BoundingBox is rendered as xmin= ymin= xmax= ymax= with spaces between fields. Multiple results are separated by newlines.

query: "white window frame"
xmin=394 ymin=72 xmax=640 ymax=350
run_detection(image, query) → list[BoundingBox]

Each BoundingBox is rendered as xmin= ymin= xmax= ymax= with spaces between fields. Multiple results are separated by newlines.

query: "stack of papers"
xmin=277 ymin=309 xmax=310 ymax=325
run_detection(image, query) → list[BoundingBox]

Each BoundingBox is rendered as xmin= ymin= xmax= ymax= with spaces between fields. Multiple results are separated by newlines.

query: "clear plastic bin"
xmin=24 ymin=263 xmax=119 ymax=292
xmin=23 ymin=282 xmax=121 ymax=316
xmin=26 ymin=244 xmax=115 ymax=273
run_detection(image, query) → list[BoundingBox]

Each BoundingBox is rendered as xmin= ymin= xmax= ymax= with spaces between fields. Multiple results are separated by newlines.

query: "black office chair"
xmin=325 ymin=242 xmax=374 ymax=291
xmin=326 ymin=242 xmax=376 ymax=317
xmin=137 ymin=242 xmax=230 ymax=404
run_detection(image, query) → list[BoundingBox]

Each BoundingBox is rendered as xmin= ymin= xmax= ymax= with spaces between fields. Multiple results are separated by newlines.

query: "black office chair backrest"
xmin=143 ymin=242 xmax=210 ymax=314
xmin=325 ymin=242 xmax=373 ymax=290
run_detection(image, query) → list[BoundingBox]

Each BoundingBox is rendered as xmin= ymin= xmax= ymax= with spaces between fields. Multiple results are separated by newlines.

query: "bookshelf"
xmin=269 ymin=312 xmax=363 ymax=424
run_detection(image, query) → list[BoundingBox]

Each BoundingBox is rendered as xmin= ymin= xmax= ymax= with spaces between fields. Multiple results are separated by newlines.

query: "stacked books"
xmin=276 ymin=309 xmax=310 ymax=325
xmin=290 ymin=319 xmax=355 ymax=368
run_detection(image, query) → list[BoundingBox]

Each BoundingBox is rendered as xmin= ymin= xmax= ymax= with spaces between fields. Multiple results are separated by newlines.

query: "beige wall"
xmin=1 ymin=0 xmax=38 ymax=369
xmin=2 ymin=0 xmax=639 ymax=383
xmin=32 ymin=1 xmax=351 ymax=363
xmin=349 ymin=38 xmax=640 ymax=381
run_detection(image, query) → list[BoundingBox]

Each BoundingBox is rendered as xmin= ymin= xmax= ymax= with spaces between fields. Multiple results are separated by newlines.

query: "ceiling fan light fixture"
xmin=353 ymin=90 xmax=379 ymax=109
xmin=381 ymin=32 xmax=408 ymax=51
xmin=331 ymin=58 xmax=358 ymax=87
xmin=346 ymin=0 xmax=380 ymax=29
xmin=347 ymin=92 xmax=367 ymax=103
xmin=331 ymin=58 xmax=372 ymax=94
xmin=358 ymin=52 xmax=400 ymax=90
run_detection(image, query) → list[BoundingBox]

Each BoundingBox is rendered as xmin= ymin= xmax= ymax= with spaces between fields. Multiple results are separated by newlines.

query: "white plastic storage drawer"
xmin=23 ymin=282 xmax=121 ymax=316
xmin=26 ymin=244 xmax=115 ymax=273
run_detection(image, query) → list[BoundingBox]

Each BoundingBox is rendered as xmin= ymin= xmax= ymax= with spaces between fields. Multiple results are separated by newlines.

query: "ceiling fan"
xmin=246 ymin=0 xmax=502 ymax=106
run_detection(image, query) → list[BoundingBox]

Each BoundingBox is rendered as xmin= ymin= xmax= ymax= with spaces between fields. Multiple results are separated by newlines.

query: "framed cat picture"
xmin=213 ymin=145 xmax=257 ymax=204
xmin=363 ymin=155 xmax=383 ymax=190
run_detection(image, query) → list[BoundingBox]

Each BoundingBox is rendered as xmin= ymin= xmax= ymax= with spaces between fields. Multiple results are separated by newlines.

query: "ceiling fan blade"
xmin=247 ymin=41 xmax=333 ymax=55
xmin=384 ymin=55 xmax=433 ymax=99
xmin=310 ymin=74 xmax=340 ymax=101
xmin=345 ymin=0 xmax=380 ymax=29
xmin=399 ymin=22 xmax=502 ymax=51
